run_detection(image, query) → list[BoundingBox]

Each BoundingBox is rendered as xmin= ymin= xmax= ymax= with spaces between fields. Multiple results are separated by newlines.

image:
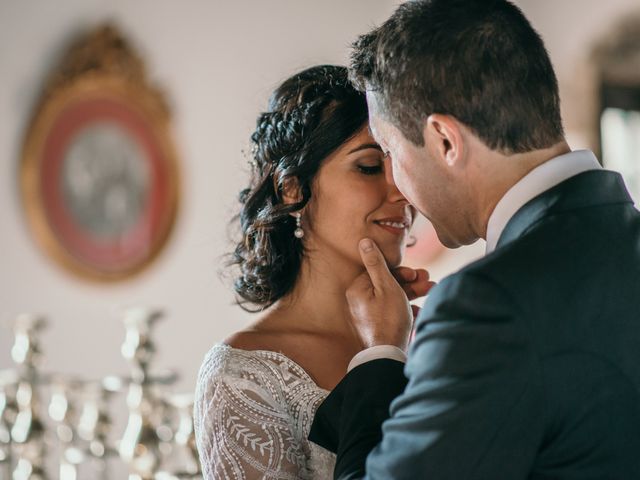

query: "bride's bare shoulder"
xmin=224 ymin=312 xmax=291 ymax=352
xmin=224 ymin=330 xmax=278 ymax=351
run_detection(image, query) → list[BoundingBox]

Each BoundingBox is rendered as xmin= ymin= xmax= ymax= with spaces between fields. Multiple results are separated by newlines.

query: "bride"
xmin=194 ymin=65 xmax=431 ymax=479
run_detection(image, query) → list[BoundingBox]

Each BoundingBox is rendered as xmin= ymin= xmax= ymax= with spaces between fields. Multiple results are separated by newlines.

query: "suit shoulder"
xmin=422 ymin=265 xmax=522 ymax=325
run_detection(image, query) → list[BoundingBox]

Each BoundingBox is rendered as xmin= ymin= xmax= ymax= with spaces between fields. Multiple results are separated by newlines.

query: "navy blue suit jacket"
xmin=309 ymin=170 xmax=640 ymax=479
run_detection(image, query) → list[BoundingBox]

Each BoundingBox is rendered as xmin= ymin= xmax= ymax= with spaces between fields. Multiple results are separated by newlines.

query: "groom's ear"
xmin=424 ymin=114 xmax=465 ymax=169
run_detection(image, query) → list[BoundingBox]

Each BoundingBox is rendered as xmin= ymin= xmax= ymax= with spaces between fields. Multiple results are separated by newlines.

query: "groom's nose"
xmin=384 ymin=156 xmax=406 ymax=203
xmin=384 ymin=155 xmax=395 ymax=186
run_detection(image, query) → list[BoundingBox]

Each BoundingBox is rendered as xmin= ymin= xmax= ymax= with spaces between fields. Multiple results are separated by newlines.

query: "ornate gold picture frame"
xmin=21 ymin=24 xmax=180 ymax=282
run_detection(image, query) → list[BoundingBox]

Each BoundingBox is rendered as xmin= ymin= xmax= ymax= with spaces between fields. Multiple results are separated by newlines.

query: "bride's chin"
xmin=379 ymin=247 xmax=404 ymax=269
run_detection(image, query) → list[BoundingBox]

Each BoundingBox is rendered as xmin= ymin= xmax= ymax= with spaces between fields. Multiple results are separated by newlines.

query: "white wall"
xmin=516 ymin=0 xmax=640 ymax=149
xmin=0 ymin=0 xmax=408 ymax=392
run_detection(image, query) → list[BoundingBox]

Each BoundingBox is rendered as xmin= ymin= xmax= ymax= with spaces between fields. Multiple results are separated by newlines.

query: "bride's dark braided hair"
xmin=229 ymin=65 xmax=368 ymax=311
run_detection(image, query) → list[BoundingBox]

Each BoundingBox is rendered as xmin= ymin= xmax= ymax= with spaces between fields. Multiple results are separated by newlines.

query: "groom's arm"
xmin=364 ymin=273 xmax=544 ymax=479
xmin=309 ymin=358 xmax=408 ymax=479
xmin=312 ymin=272 xmax=545 ymax=480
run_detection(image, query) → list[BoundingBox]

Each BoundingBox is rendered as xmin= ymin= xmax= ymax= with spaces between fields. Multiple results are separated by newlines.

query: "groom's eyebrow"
xmin=348 ymin=143 xmax=383 ymax=154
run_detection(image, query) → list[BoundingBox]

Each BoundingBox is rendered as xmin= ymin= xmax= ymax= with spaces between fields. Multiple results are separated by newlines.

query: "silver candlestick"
xmin=48 ymin=375 xmax=86 ymax=480
xmin=118 ymin=307 xmax=177 ymax=480
xmin=157 ymin=393 xmax=201 ymax=479
xmin=0 ymin=369 xmax=18 ymax=479
xmin=74 ymin=376 xmax=123 ymax=479
xmin=79 ymin=376 xmax=121 ymax=458
xmin=11 ymin=314 xmax=49 ymax=480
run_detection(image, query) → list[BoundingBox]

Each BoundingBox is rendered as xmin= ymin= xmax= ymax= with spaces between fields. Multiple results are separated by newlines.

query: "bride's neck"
xmin=268 ymin=254 xmax=363 ymax=338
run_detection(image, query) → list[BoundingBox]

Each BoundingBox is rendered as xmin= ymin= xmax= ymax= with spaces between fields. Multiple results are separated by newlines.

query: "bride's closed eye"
xmin=357 ymin=163 xmax=383 ymax=175
xmin=348 ymin=143 xmax=384 ymax=175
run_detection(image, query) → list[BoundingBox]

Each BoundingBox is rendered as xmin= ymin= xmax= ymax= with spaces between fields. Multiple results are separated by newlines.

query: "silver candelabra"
xmin=0 ymin=309 xmax=202 ymax=479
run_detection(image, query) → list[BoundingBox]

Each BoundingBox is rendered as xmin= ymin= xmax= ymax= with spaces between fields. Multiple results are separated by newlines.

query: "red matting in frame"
xmin=39 ymin=95 xmax=170 ymax=274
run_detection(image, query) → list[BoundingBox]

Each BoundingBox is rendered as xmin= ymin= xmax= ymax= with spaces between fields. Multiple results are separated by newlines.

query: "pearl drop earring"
xmin=294 ymin=212 xmax=304 ymax=238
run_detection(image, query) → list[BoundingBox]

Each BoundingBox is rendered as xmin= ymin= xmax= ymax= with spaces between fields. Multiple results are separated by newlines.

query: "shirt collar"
xmin=485 ymin=150 xmax=602 ymax=254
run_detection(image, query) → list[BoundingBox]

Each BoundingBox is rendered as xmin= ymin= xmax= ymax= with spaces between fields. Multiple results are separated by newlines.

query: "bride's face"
xmin=304 ymin=125 xmax=416 ymax=270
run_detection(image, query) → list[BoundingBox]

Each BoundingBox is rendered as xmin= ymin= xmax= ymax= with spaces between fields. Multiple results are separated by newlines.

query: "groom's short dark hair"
xmin=350 ymin=0 xmax=564 ymax=153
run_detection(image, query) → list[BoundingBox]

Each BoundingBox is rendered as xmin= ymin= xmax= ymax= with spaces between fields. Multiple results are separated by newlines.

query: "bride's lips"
xmin=373 ymin=216 xmax=411 ymax=236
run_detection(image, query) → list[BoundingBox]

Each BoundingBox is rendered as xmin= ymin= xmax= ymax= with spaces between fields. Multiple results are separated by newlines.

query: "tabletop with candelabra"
xmin=0 ymin=309 xmax=201 ymax=480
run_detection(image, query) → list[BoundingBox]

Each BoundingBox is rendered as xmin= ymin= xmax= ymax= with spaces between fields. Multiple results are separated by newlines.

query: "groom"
xmin=309 ymin=0 xmax=640 ymax=478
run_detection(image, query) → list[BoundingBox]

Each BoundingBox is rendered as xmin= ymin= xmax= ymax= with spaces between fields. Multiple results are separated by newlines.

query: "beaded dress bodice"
xmin=194 ymin=344 xmax=336 ymax=479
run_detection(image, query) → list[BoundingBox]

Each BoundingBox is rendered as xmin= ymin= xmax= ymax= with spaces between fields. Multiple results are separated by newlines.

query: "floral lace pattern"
xmin=194 ymin=344 xmax=336 ymax=479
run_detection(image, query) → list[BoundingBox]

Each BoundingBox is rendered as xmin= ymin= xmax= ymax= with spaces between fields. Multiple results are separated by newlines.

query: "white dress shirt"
xmin=348 ymin=149 xmax=602 ymax=372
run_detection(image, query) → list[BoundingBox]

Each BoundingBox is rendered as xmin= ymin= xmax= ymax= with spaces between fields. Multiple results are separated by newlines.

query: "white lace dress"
xmin=194 ymin=343 xmax=336 ymax=479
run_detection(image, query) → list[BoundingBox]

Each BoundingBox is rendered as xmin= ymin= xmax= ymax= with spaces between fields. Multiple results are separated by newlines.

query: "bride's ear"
xmin=280 ymin=176 xmax=303 ymax=212
xmin=424 ymin=114 xmax=466 ymax=169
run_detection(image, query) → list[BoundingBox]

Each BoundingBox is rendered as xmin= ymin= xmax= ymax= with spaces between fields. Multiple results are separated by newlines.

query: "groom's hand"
xmin=346 ymin=238 xmax=435 ymax=350
xmin=392 ymin=266 xmax=432 ymax=301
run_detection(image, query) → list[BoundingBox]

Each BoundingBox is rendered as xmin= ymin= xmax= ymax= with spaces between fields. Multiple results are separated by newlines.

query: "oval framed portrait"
xmin=21 ymin=26 xmax=180 ymax=282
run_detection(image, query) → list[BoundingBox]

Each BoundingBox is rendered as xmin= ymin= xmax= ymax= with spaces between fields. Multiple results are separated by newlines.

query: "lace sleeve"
xmin=194 ymin=348 xmax=311 ymax=480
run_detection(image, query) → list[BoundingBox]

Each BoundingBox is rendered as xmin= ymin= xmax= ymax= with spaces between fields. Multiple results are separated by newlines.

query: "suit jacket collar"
xmin=496 ymin=169 xmax=634 ymax=250
xmin=486 ymin=150 xmax=601 ymax=252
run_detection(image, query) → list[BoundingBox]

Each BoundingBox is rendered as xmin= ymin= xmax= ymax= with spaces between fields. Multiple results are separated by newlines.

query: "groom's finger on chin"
xmin=359 ymin=238 xmax=392 ymax=288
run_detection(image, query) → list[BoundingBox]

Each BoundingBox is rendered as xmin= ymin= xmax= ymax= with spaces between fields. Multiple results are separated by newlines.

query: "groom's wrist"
xmin=347 ymin=345 xmax=407 ymax=372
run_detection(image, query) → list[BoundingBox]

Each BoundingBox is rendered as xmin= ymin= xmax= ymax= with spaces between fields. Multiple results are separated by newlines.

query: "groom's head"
xmin=350 ymin=0 xmax=566 ymax=247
